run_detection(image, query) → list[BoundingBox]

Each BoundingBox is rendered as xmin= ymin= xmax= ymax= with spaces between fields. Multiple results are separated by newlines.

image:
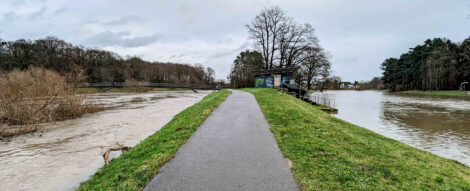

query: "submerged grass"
xmin=397 ymin=90 xmax=470 ymax=97
xmin=242 ymin=88 xmax=470 ymax=190
xmin=78 ymin=90 xmax=231 ymax=191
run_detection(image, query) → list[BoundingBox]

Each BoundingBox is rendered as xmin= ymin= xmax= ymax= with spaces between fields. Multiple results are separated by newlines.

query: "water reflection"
xmin=312 ymin=90 xmax=470 ymax=166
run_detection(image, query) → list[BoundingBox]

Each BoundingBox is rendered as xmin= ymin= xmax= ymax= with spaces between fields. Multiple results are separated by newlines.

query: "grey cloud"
xmin=85 ymin=31 xmax=161 ymax=48
xmin=103 ymin=15 xmax=142 ymax=25
xmin=122 ymin=34 xmax=161 ymax=47
xmin=53 ymin=7 xmax=67 ymax=15
xmin=28 ymin=6 xmax=46 ymax=20
xmin=170 ymin=53 xmax=186 ymax=59
xmin=9 ymin=0 xmax=44 ymax=7
xmin=210 ymin=41 xmax=251 ymax=58
xmin=235 ymin=41 xmax=251 ymax=52
xmin=2 ymin=12 xmax=17 ymax=22
xmin=336 ymin=56 xmax=359 ymax=63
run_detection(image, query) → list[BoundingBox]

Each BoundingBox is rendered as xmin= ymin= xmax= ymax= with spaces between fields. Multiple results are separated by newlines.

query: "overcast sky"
xmin=1 ymin=0 xmax=469 ymax=81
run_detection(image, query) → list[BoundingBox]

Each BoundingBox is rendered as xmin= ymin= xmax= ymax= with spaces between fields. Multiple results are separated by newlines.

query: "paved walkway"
xmin=144 ymin=90 xmax=299 ymax=191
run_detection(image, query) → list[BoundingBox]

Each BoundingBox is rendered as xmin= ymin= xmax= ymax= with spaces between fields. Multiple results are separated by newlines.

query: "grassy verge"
xmin=396 ymin=90 xmax=469 ymax=97
xmin=78 ymin=90 xmax=231 ymax=190
xmin=75 ymin=87 xmax=188 ymax=94
xmin=309 ymin=89 xmax=320 ymax=93
xmin=242 ymin=88 xmax=470 ymax=190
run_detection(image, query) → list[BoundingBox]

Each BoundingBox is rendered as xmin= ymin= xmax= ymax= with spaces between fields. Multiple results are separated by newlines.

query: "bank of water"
xmin=0 ymin=91 xmax=209 ymax=191
xmin=312 ymin=90 xmax=470 ymax=166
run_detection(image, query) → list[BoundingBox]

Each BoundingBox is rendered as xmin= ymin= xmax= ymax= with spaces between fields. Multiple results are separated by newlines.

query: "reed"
xmin=0 ymin=67 xmax=100 ymax=137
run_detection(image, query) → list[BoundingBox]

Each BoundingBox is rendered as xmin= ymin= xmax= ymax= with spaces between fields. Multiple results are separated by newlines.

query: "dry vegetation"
xmin=0 ymin=67 xmax=100 ymax=137
xmin=124 ymin=79 xmax=152 ymax=93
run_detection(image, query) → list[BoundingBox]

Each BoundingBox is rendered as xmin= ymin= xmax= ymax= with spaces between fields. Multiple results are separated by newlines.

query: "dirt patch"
xmin=285 ymin=158 xmax=293 ymax=168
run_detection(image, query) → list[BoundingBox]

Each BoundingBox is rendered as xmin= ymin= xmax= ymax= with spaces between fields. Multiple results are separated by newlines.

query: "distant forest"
xmin=0 ymin=37 xmax=216 ymax=85
xmin=381 ymin=37 xmax=470 ymax=91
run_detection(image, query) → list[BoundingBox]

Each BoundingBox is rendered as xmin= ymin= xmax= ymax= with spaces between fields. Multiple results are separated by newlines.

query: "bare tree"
xmin=246 ymin=6 xmax=289 ymax=69
xmin=300 ymin=46 xmax=330 ymax=91
xmin=205 ymin=67 xmax=215 ymax=84
xmin=278 ymin=23 xmax=318 ymax=68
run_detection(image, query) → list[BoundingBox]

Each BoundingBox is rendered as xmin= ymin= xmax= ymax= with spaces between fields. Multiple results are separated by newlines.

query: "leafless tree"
xmin=246 ymin=6 xmax=289 ymax=69
xmin=300 ymin=46 xmax=330 ymax=91
xmin=205 ymin=67 xmax=215 ymax=84
xmin=278 ymin=23 xmax=318 ymax=68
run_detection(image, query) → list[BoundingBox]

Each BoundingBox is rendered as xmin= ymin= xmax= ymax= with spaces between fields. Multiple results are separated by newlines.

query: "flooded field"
xmin=312 ymin=90 xmax=470 ymax=166
xmin=0 ymin=91 xmax=210 ymax=191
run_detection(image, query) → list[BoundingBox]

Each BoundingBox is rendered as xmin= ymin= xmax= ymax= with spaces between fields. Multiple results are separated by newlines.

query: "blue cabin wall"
xmin=255 ymin=75 xmax=294 ymax=88
xmin=255 ymin=76 xmax=274 ymax=88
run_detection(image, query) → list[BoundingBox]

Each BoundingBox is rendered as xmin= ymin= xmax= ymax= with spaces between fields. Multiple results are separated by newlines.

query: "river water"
xmin=312 ymin=90 xmax=470 ymax=166
xmin=0 ymin=91 xmax=210 ymax=191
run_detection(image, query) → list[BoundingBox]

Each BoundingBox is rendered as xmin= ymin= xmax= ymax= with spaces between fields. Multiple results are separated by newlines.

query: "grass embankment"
xmin=242 ymin=88 xmax=470 ymax=190
xmin=78 ymin=90 xmax=231 ymax=191
xmin=397 ymin=90 xmax=470 ymax=97
xmin=75 ymin=87 xmax=187 ymax=94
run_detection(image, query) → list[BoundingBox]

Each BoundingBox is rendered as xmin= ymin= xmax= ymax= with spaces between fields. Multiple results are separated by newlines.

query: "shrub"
xmin=0 ymin=67 xmax=99 ymax=137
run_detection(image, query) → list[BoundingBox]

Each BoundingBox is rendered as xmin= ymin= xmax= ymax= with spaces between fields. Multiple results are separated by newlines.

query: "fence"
xmin=309 ymin=95 xmax=336 ymax=108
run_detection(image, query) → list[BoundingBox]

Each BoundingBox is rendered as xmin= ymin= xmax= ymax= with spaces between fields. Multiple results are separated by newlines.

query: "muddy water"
xmin=0 ymin=91 xmax=210 ymax=191
xmin=312 ymin=90 xmax=470 ymax=166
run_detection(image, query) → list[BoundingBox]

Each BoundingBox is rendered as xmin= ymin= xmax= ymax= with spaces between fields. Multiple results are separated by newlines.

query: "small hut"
xmin=253 ymin=67 xmax=298 ymax=88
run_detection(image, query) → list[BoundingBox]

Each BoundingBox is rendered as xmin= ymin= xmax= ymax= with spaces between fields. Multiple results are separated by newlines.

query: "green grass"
xmin=242 ymin=88 xmax=470 ymax=191
xmin=309 ymin=89 xmax=320 ymax=93
xmin=75 ymin=87 xmax=188 ymax=94
xmin=78 ymin=90 xmax=231 ymax=191
xmin=74 ymin=88 xmax=108 ymax=94
xmin=398 ymin=90 xmax=469 ymax=97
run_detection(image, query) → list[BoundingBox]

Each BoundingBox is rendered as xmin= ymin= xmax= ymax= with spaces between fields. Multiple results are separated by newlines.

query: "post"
xmin=298 ymin=84 xmax=301 ymax=99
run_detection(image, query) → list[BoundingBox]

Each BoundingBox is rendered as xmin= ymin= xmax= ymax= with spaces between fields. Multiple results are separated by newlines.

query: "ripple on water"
xmin=0 ymin=91 xmax=210 ymax=191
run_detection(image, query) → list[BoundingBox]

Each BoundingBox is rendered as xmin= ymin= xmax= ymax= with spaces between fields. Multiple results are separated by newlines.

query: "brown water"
xmin=0 ymin=91 xmax=210 ymax=191
xmin=312 ymin=90 xmax=470 ymax=166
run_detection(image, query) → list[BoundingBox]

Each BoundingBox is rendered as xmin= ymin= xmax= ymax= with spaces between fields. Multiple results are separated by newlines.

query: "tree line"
xmin=381 ymin=37 xmax=470 ymax=91
xmin=229 ymin=6 xmax=335 ymax=89
xmin=0 ymin=37 xmax=216 ymax=85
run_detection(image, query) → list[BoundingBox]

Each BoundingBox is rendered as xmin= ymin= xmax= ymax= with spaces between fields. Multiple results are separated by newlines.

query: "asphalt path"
xmin=144 ymin=90 xmax=300 ymax=191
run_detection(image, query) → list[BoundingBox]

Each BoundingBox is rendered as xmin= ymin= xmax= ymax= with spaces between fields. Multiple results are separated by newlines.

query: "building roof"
xmin=252 ymin=67 xmax=299 ymax=75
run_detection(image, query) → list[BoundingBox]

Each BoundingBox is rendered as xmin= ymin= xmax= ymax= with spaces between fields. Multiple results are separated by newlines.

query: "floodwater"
xmin=0 ymin=91 xmax=210 ymax=191
xmin=312 ymin=90 xmax=470 ymax=166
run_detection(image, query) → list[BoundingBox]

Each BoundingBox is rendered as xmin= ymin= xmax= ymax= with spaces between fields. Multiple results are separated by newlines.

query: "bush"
xmin=0 ymin=67 xmax=99 ymax=137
